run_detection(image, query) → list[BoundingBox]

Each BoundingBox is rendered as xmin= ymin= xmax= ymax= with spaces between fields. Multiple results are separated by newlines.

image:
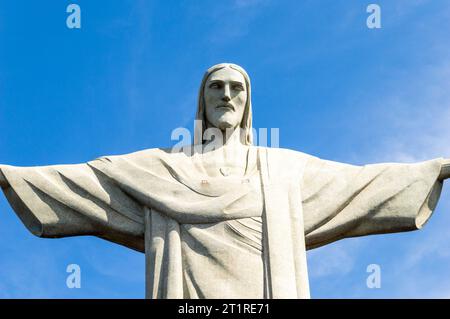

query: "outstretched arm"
xmin=439 ymin=158 xmax=450 ymax=181
xmin=301 ymin=155 xmax=444 ymax=250
xmin=0 ymin=159 xmax=145 ymax=252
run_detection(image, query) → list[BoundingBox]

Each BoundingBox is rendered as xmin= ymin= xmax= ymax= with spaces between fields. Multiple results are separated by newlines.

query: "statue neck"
xmin=203 ymin=125 xmax=246 ymax=151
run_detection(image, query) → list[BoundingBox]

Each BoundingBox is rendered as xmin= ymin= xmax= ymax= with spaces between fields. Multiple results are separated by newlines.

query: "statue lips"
xmin=216 ymin=103 xmax=235 ymax=112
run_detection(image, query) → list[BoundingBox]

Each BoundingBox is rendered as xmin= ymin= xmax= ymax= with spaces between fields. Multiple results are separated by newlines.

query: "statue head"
xmin=194 ymin=63 xmax=253 ymax=145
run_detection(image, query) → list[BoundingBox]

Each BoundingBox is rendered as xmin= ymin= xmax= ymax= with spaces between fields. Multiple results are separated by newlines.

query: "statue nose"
xmin=222 ymin=85 xmax=231 ymax=102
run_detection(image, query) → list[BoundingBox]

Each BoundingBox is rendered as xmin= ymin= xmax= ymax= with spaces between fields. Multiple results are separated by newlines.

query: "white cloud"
xmin=309 ymin=8 xmax=450 ymax=296
xmin=344 ymin=53 xmax=450 ymax=298
xmin=307 ymin=239 xmax=362 ymax=278
xmin=350 ymin=60 xmax=450 ymax=164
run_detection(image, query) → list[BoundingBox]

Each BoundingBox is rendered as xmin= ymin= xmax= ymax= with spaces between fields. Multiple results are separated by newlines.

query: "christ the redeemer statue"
xmin=1 ymin=63 xmax=449 ymax=299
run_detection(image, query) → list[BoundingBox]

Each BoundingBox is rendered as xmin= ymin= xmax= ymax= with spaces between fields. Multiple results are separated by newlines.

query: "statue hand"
xmin=439 ymin=159 xmax=450 ymax=181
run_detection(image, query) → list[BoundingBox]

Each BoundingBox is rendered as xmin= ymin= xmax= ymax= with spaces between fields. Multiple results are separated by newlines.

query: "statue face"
xmin=203 ymin=68 xmax=247 ymax=131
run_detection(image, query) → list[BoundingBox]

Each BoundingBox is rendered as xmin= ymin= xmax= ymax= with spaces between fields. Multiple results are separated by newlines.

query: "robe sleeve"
xmin=0 ymin=157 xmax=145 ymax=252
xmin=301 ymin=155 xmax=444 ymax=250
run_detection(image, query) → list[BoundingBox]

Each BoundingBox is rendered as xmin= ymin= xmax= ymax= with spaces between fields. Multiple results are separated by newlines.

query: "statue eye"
xmin=233 ymin=84 xmax=244 ymax=91
xmin=209 ymin=83 xmax=221 ymax=89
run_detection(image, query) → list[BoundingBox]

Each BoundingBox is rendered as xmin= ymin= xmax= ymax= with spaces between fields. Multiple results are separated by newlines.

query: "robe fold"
xmin=0 ymin=147 xmax=444 ymax=298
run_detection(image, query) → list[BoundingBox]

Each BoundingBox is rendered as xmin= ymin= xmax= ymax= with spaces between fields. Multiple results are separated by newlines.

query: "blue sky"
xmin=0 ymin=0 xmax=449 ymax=298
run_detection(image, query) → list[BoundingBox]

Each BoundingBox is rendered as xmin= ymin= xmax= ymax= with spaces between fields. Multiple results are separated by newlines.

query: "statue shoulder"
xmin=261 ymin=146 xmax=316 ymax=162
xmin=90 ymin=147 xmax=170 ymax=165
xmin=257 ymin=146 xmax=319 ymax=172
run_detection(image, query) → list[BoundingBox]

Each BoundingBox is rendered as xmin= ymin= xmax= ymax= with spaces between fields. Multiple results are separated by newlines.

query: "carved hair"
xmin=194 ymin=63 xmax=253 ymax=145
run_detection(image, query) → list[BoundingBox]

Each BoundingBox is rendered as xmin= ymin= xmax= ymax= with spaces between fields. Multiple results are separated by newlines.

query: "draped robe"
xmin=0 ymin=146 xmax=444 ymax=298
